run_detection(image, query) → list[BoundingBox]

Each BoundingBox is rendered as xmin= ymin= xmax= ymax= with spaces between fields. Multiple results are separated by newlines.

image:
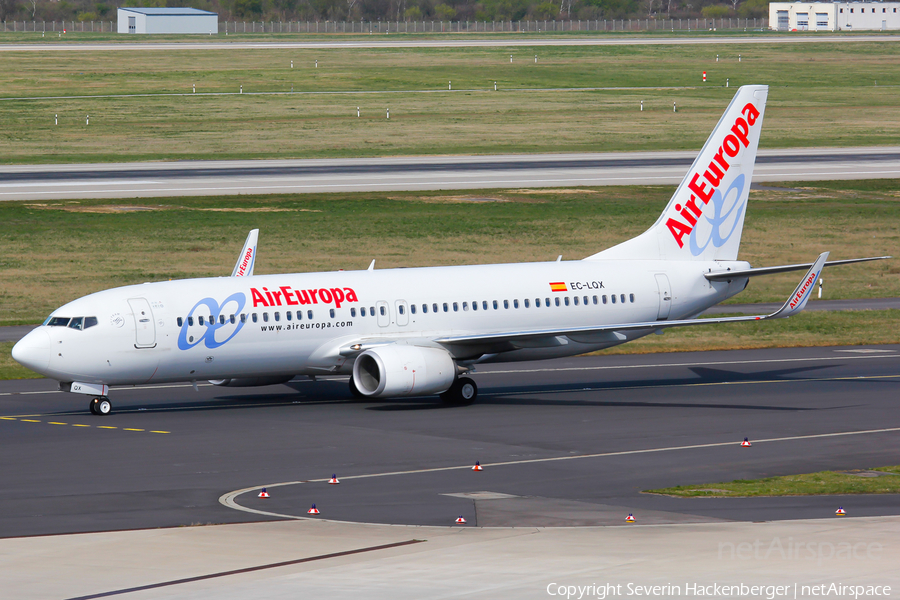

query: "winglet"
xmin=232 ymin=229 xmax=259 ymax=277
xmin=768 ymin=251 xmax=829 ymax=319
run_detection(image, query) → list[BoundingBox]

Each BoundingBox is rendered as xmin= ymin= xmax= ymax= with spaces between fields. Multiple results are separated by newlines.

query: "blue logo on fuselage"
xmin=177 ymin=292 xmax=247 ymax=350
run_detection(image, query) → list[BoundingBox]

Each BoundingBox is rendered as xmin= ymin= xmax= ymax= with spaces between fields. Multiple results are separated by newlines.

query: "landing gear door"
xmin=654 ymin=274 xmax=672 ymax=321
xmin=128 ymin=298 xmax=157 ymax=348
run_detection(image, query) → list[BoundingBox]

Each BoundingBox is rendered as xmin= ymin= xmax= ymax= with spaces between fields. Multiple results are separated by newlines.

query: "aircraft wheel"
xmin=89 ymin=398 xmax=99 ymax=415
xmin=440 ymin=377 xmax=477 ymax=405
xmin=96 ymin=397 xmax=112 ymax=416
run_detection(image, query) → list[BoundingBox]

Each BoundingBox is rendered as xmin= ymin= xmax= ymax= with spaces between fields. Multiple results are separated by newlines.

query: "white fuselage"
xmin=22 ymin=258 xmax=749 ymax=387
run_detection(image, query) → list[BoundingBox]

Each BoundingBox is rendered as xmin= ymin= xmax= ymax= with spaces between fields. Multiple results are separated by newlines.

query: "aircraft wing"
xmin=232 ymin=229 xmax=259 ymax=277
xmin=433 ymin=252 xmax=829 ymax=349
xmin=704 ymin=256 xmax=889 ymax=281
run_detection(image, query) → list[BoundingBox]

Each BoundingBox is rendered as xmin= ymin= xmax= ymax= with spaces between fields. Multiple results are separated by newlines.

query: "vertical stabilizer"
xmin=232 ymin=229 xmax=259 ymax=277
xmin=587 ymin=85 xmax=768 ymax=262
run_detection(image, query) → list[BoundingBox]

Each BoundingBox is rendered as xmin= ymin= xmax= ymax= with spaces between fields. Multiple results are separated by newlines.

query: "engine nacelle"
xmin=209 ymin=375 xmax=294 ymax=387
xmin=352 ymin=345 xmax=455 ymax=397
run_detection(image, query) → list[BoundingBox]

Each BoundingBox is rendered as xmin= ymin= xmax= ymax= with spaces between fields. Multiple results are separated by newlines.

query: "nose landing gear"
xmin=89 ymin=397 xmax=112 ymax=415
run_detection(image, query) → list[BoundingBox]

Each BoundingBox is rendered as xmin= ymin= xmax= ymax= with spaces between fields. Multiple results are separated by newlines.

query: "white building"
xmin=117 ymin=7 xmax=218 ymax=34
xmin=770 ymin=2 xmax=900 ymax=30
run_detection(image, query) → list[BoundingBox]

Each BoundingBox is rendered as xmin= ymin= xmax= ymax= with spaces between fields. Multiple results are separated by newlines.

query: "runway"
xmin=0 ymin=35 xmax=898 ymax=51
xmin=1 ymin=344 xmax=899 ymax=539
xmin=2 ymin=147 xmax=899 ymax=201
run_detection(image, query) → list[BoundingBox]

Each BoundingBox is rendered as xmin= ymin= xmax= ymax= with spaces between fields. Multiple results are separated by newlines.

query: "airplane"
xmin=11 ymin=85 xmax=890 ymax=415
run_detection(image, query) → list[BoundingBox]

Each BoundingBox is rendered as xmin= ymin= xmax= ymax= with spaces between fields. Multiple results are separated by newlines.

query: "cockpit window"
xmin=83 ymin=317 xmax=98 ymax=329
xmin=46 ymin=317 xmax=70 ymax=327
xmin=68 ymin=317 xmax=84 ymax=330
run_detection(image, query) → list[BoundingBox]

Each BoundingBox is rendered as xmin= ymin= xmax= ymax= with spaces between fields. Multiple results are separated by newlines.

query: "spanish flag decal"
xmin=549 ymin=282 xmax=567 ymax=292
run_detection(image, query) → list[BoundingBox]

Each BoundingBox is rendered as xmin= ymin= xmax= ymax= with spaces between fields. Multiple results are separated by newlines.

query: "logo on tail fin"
xmin=665 ymin=102 xmax=761 ymax=251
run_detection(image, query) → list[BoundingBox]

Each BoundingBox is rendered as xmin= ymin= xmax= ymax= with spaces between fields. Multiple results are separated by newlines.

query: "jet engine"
xmin=208 ymin=375 xmax=294 ymax=387
xmin=352 ymin=345 xmax=455 ymax=397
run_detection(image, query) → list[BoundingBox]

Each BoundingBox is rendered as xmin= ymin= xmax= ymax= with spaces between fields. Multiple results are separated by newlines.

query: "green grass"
xmin=645 ymin=467 xmax=900 ymax=497
xmin=1 ymin=181 xmax=897 ymax=326
xmin=0 ymin=42 xmax=898 ymax=162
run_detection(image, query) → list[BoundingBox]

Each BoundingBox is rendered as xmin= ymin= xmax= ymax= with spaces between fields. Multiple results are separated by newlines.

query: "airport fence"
xmin=1 ymin=18 xmax=769 ymax=34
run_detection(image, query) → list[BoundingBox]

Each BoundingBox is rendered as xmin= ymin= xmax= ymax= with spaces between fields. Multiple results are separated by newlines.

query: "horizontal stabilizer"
xmin=705 ymin=255 xmax=891 ymax=281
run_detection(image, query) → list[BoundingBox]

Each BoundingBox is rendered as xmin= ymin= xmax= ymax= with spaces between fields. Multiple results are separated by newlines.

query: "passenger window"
xmin=296 ymin=311 xmax=302 ymax=320
xmin=503 ymin=300 xmax=509 ymax=309
xmin=462 ymin=302 xmax=468 ymax=311
xmin=422 ymin=304 xmax=428 ymax=314
xmin=252 ymin=313 xmax=258 ymax=323
xmin=370 ymin=306 xmax=375 ymax=315
xmin=472 ymin=301 xmax=477 ymax=311
xmin=564 ymin=297 xmax=570 ymax=306
xmin=433 ymin=303 xmax=438 ymax=313
xmin=286 ymin=311 xmax=292 ymax=321
xmin=263 ymin=313 xmax=269 ymax=322
xmin=230 ymin=314 xmax=236 ymax=324
xmin=482 ymin=301 xmax=488 ymax=310
xmin=514 ymin=299 xmax=519 ymax=308
xmin=621 ymin=294 xmax=626 ymax=304
xmin=453 ymin=302 xmax=459 ymax=312
xmin=83 ymin=316 xmax=98 ymax=329
xmin=240 ymin=314 xmax=247 ymax=323
xmin=630 ymin=293 xmax=635 ymax=303
xmin=535 ymin=298 xmax=540 ymax=308
xmin=220 ymin=315 xmax=226 ymax=324
xmin=602 ymin=295 xmax=608 ymax=305
xmin=611 ymin=295 xmax=617 ymax=304
xmin=380 ymin=306 xmax=386 ymax=316
xmin=177 ymin=317 xmax=183 ymax=327
xmin=411 ymin=304 xmax=416 ymax=314
xmin=593 ymin=296 xmax=598 ymax=305
xmin=361 ymin=307 xmax=367 ymax=317
xmin=443 ymin=303 xmax=449 ymax=312
xmin=351 ymin=308 xmax=356 ymax=317
xmin=330 ymin=309 xmax=335 ymax=318
xmin=308 ymin=310 xmax=314 ymax=319
xmin=399 ymin=305 xmax=405 ymax=315
xmin=583 ymin=296 xmax=588 ymax=305
xmin=209 ymin=315 xmax=214 ymax=324
xmin=525 ymin=299 xmax=530 ymax=308
xmin=68 ymin=317 xmax=84 ymax=330
xmin=555 ymin=297 xmax=560 ymax=307
xmin=493 ymin=300 xmax=499 ymax=310
xmin=188 ymin=316 xmax=195 ymax=326
xmin=573 ymin=296 xmax=579 ymax=306
xmin=199 ymin=316 xmax=205 ymax=326
xmin=275 ymin=312 xmax=281 ymax=322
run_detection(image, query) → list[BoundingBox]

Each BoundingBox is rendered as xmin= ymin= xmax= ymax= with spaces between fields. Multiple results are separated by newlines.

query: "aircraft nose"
xmin=11 ymin=329 xmax=51 ymax=373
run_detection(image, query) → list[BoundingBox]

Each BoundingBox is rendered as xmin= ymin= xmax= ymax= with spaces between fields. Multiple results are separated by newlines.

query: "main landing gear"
xmin=440 ymin=376 xmax=478 ymax=405
xmin=89 ymin=397 xmax=112 ymax=416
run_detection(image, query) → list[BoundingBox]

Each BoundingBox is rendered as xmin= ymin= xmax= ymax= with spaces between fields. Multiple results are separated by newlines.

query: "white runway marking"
xmin=220 ymin=425 xmax=900 ymax=523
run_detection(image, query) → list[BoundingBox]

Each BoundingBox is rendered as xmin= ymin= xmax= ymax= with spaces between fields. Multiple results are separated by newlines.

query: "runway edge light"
xmin=836 ymin=507 xmax=846 ymax=516
xmin=472 ymin=461 xmax=483 ymax=471
xmin=258 ymin=488 xmax=270 ymax=499
xmin=308 ymin=504 xmax=320 ymax=515
xmin=626 ymin=513 xmax=636 ymax=523
xmin=329 ymin=474 xmax=340 ymax=484
xmin=741 ymin=437 xmax=752 ymax=447
xmin=455 ymin=516 xmax=467 ymax=524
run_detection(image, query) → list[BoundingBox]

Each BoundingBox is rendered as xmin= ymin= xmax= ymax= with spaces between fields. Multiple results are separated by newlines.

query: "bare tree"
xmin=730 ymin=0 xmax=740 ymax=11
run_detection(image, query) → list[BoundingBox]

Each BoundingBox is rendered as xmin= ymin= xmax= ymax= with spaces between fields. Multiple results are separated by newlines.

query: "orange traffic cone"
xmin=835 ymin=507 xmax=846 ymax=516
xmin=258 ymin=488 xmax=270 ymax=499
xmin=455 ymin=516 xmax=467 ymax=524
xmin=625 ymin=513 xmax=635 ymax=523
xmin=741 ymin=437 xmax=751 ymax=447
xmin=308 ymin=504 xmax=320 ymax=515
xmin=472 ymin=461 xmax=483 ymax=471
xmin=329 ymin=474 xmax=340 ymax=484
